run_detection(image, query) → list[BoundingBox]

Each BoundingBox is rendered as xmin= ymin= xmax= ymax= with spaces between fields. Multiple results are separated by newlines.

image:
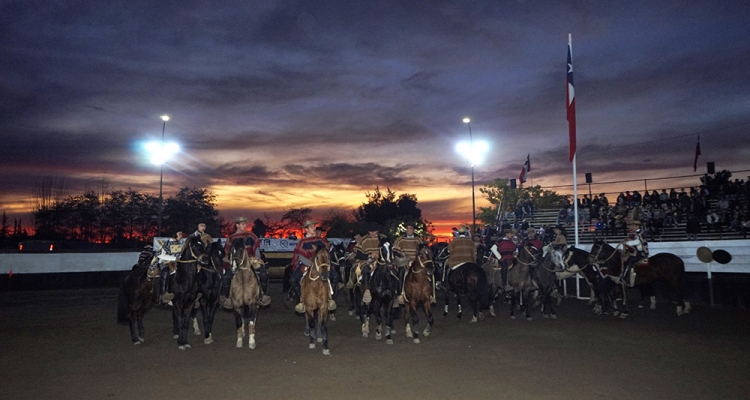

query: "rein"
xmin=590 ymin=242 xmax=621 ymax=264
xmin=176 ymin=241 xmax=206 ymax=264
xmin=306 ymin=255 xmax=330 ymax=281
xmin=515 ymin=246 xmax=540 ymax=267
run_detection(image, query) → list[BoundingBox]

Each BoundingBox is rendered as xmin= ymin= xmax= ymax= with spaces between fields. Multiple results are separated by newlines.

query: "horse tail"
xmin=475 ymin=265 xmax=491 ymax=310
xmin=116 ymin=284 xmax=130 ymax=325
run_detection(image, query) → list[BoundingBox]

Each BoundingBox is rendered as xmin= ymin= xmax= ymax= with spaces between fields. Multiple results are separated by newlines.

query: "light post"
xmin=145 ymin=115 xmax=179 ymax=238
xmin=457 ymin=118 xmax=489 ymax=235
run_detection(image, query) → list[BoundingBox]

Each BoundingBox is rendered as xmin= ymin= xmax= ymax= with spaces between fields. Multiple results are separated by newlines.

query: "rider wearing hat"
xmin=393 ymin=221 xmax=432 ymax=304
xmin=158 ymin=231 xmax=185 ymax=304
xmin=446 ymin=226 xmax=477 ymax=268
xmin=522 ymin=227 xmax=543 ymax=252
xmin=352 ymin=222 xmax=388 ymax=305
xmin=552 ymin=225 xmax=568 ymax=250
xmin=290 ymin=220 xmax=335 ymax=313
xmin=222 ymin=216 xmax=272 ymax=308
xmin=621 ymin=220 xmax=648 ymax=284
xmin=491 ymin=228 xmax=517 ymax=291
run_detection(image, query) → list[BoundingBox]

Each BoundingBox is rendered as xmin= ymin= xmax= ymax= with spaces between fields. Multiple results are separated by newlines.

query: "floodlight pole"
xmin=465 ymin=119 xmax=476 ymax=234
xmin=157 ymin=116 xmax=168 ymax=237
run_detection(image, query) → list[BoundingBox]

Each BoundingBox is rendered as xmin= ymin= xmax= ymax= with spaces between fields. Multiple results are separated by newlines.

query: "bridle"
xmin=306 ymin=252 xmax=330 ymax=281
xmin=515 ymin=245 xmax=541 ymax=267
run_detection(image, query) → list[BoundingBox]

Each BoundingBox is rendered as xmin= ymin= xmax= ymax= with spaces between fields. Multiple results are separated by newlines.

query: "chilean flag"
xmin=567 ymin=35 xmax=576 ymax=162
xmin=519 ymin=154 xmax=530 ymax=183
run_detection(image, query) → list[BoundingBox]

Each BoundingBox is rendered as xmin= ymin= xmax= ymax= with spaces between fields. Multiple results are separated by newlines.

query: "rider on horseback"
xmin=446 ymin=226 xmax=477 ymax=268
xmin=352 ymin=222 xmax=388 ymax=305
xmin=394 ymin=221 xmax=435 ymax=305
xmin=621 ymin=220 xmax=649 ymax=286
xmin=221 ymin=217 xmax=272 ymax=308
xmin=291 ymin=220 xmax=336 ymax=313
xmin=490 ymin=228 xmax=517 ymax=291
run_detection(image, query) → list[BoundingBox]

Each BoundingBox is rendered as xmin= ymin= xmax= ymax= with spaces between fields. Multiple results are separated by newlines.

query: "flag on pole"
xmin=519 ymin=154 xmax=530 ymax=183
xmin=693 ymin=135 xmax=701 ymax=172
xmin=567 ymin=35 xmax=577 ymax=162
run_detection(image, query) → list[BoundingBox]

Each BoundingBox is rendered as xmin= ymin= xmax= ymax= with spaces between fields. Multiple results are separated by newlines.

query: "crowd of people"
xmin=555 ymin=173 xmax=750 ymax=240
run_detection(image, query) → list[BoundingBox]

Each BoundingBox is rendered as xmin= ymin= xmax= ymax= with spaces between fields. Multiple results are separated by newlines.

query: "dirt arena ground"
xmin=2 ymin=286 xmax=749 ymax=400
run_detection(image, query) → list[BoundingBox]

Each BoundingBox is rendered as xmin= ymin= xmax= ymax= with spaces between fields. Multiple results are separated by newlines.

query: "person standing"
xmin=290 ymin=220 xmax=335 ymax=313
xmin=222 ymin=216 xmax=271 ymax=308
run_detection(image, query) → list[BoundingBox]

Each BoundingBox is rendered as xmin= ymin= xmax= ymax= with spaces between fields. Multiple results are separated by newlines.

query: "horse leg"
xmin=308 ymin=311 xmax=317 ymax=349
xmin=177 ymin=305 xmax=192 ymax=349
xmin=320 ymin=310 xmax=330 ymax=356
xmin=509 ymin=291 xmax=517 ymax=319
xmin=443 ymin=290 xmax=450 ymax=317
xmin=423 ymin=303 xmax=434 ymax=337
xmin=410 ymin=305 xmax=420 ymax=343
xmin=360 ymin=303 xmax=370 ymax=338
xmin=456 ymin=293 xmax=463 ymax=319
xmin=235 ymin=311 xmax=244 ymax=348
xmin=128 ymin=311 xmax=140 ymax=344
xmin=136 ymin=311 xmax=146 ymax=343
xmin=248 ymin=311 xmax=257 ymax=349
xmin=385 ymin=301 xmax=394 ymax=345
xmin=172 ymin=307 xmax=180 ymax=339
xmin=523 ymin=290 xmax=532 ymax=321
xmin=375 ymin=305 xmax=383 ymax=341
xmin=469 ymin=291 xmax=479 ymax=323
xmin=203 ymin=299 xmax=218 ymax=344
xmin=619 ymin=283 xmax=629 ymax=318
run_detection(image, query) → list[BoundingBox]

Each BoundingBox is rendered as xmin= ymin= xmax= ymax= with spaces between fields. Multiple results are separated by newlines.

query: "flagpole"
xmin=573 ymin=153 xmax=579 ymax=246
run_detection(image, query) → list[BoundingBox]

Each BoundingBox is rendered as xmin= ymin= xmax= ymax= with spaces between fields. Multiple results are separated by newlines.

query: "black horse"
xmin=443 ymin=262 xmax=491 ymax=323
xmin=589 ymin=240 xmax=691 ymax=316
xmin=191 ymin=240 xmax=225 ymax=345
xmin=169 ymin=235 xmax=209 ymax=350
xmin=328 ymin=241 xmax=349 ymax=319
xmin=360 ymin=261 xmax=399 ymax=344
xmin=550 ymin=246 xmax=612 ymax=314
xmin=116 ymin=255 xmax=160 ymax=344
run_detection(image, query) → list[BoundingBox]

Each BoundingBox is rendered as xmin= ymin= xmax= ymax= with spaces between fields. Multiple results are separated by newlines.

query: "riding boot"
xmin=361 ymin=265 xmax=372 ymax=305
xmin=220 ymin=269 xmax=234 ymax=309
xmin=256 ymin=267 xmax=272 ymax=307
xmin=501 ymin=264 xmax=512 ymax=302
xmin=158 ymin=266 xmax=173 ymax=304
xmin=328 ymin=268 xmax=339 ymax=310
xmin=396 ymin=267 xmax=406 ymax=305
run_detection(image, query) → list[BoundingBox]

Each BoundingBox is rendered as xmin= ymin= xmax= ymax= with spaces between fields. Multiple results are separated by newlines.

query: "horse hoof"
xmin=323 ymin=349 xmax=331 ymax=356
xmin=173 ymin=334 xmax=179 ymax=339
xmin=551 ymin=314 xmax=557 ymax=319
xmin=526 ymin=317 xmax=533 ymax=321
xmin=478 ymin=312 xmax=485 ymax=321
xmin=349 ymin=311 xmax=354 ymax=316
xmin=304 ymin=328 xmax=310 ymax=337
xmin=510 ymin=315 xmax=516 ymax=320
xmin=375 ymin=334 xmax=382 ymax=340
xmin=413 ymin=338 xmax=420 ymax=344
xmin=391 ymin=329 xmax=397 ymax=335
xmin=133 ymin=341 xmax=142 ymax=345
xmin=650 ymin=305 xmax=656 ymax=310
xmin=386 ymin=339 xmax=393 ymax=345
xmin=309 ymin=343 xmax=316 ymax=349
xmin=469 ymin=316 xmax=477 ymax=323
xmin=362 ymin=332 xmax=368 ymax=338
xmin=422 ymin=329 xmax=430 ymax=337
xmin=490 ymin=311 xmax=496 ymax=317
xmin=638 ymin=304 xmax=645 ymax=309
xmin=194 ymin=330 xmax=201 ymax=336
xmin=317 ymin=337 xmax=323 ymax=343
xmin=249 ymin=341 xmax=256 ymax=350
xmin=178 ymin=345 xmax=186 ymax=350
xmin=619 ymin=313 xmax=628 ymax=319
xmin=184 ymin=344 xmax=191 ymax=349
xmin=236 ymin=340 xmax=242 ymax=348
xmin=330 ymin=314 xmax=336 ymax=321
xmin=543 ymin=314 xmax=550 ymax=319
xmin=204 ymin=338 xmax=213 ymax=345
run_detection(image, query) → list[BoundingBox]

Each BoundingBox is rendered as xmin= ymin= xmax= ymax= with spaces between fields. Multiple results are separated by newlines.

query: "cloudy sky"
xmin=2 ymin=0 xmax=749 ymax=234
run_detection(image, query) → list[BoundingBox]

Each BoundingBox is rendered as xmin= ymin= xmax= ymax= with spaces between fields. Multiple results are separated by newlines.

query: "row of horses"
xmin=117 ymin=235 xmax=690 ymax=354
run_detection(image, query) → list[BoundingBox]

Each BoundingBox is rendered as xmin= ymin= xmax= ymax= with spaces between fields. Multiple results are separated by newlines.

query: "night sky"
xmin=2 ymin=0 xmax=749 ymax=234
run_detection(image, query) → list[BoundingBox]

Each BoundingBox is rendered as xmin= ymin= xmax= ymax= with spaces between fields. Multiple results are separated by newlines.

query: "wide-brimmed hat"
xmin=458 ymin=226 xmax=470 ymax=234
xmin=365 ymin=221 xmax=381 ymax=232
xmin=302 ymin=219 xmax=317 ymax=229
xmin=527 ymin=227 xmax=536 ymax=235
xmin=404 ymin=220 xmax=417 ymax=228
xmin=234 ymin=216 xmax=248 ymax=223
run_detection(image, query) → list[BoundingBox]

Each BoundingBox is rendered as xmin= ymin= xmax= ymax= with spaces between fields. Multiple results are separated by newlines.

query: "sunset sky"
xmin=2 ymin=1 xmax=749 ymax=236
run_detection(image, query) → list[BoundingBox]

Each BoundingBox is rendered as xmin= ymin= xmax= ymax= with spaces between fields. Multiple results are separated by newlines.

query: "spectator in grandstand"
xmin=686 ymin=215 xmax=701 ymax=240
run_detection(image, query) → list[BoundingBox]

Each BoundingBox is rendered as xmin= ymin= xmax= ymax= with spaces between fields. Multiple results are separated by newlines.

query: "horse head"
xmin=312 ymin=245 xmax=331 ymax=281
xmin=411 ymin=243 xmax=433 ymax=273
xmin=229 ymin=237 xmax=249 ymax=270
xmin=517 ymin=244 xmax=542 ymax=267
xmin=206 ymin=241 xmax=225 ymax=273
xmin=180 ymin=235 xmax=209 ymax=266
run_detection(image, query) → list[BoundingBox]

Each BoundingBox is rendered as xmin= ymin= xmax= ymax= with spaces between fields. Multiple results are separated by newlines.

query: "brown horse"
xmin=228 ymin=238 xmax=261 ymax=349
xmin=589 ymin=240 xmax=691 ymax=316
xmin=402 ymin=244 xmax=435 ymax=344
xmin=300 ymin=245 xmax=333 ymax=355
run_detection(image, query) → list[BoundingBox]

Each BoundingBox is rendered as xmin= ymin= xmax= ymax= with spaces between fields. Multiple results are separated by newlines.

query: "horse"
xmin=401 ymin=244 xmax=435 ymax=343
xmin=430 ymin=242 xmax=450 ymax=289
xmin=589 ymin=240 xmax=691 ymax=316
xmin=116 ymin=255 xmax=160 ymax=344
xmin=300 ymin=245 xmax=333 ymax=355
xmin=532 ymin=250 xmax=563 ymax=319
xmin=169 ymin=235 xmax=209 ymax=350
xmin=228 ymin=237 xmax=262 ymax=349
xmin=550 ymin=246 xmax=612 ymax=315
xmin=360 ymin=260 xmax=399 ymax=344
xmin=190 ymin=240 xmax=224 ymax=344
xmin=506 ymin=245 xmax=540 ymax=320
xmin=327 ymin=241 xmax=348 ymax=320
xmin=443 ymin=262 xmax=491 ymax=323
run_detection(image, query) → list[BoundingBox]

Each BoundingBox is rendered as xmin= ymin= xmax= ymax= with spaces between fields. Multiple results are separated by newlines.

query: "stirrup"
xmin=430 ymin=295 xmax=436 ymax=304
xmin=327 ymin=300 xmax=337 ymax=311
xmin=397 ymin=294 xmax=405 ymax=305
xmin=161 ymin=292 xmax=174 ymax=304
xmin=260 ymin=294 xmax=272 ymax=307
xmin=295 ymin=303 xmax=306 ymax=313
xmin=221 ymin=296 xmax=232 ymax=309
